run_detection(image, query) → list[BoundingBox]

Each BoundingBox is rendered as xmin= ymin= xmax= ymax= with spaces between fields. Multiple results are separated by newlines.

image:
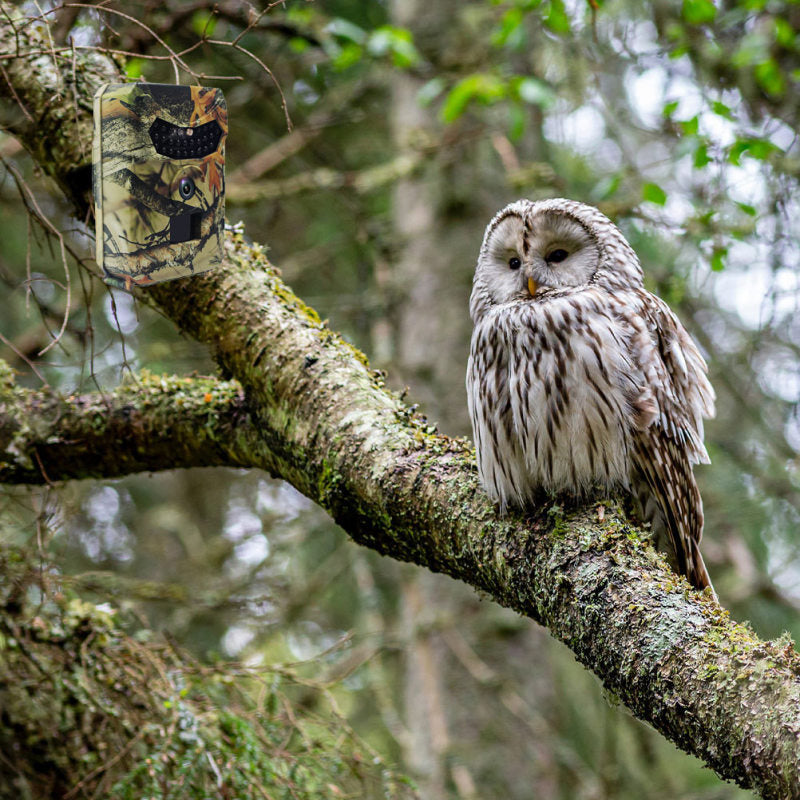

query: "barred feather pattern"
xmin=466 ymin=199 xmax=716 ymax=591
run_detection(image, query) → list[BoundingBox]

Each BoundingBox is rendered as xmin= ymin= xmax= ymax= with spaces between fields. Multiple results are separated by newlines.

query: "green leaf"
xmin=736 ymin=202 xmax=757 ymax=217
xmin=774 ymin=17 xmax=795 ymax=48
xmin=693 ymin=143 xmax=711 ymax=168
xmin=747 ymin=138 xmax=781 ymax=159
xmin=191 ymin=10 xmax=217 ymax=37
xmin=697 ymin=210 xmax=715 ymax=225
xmin=642 ymin=183 xmax=668 ymax=205
xmin=289 ymin=37 xmax=310 ymax=54
xmin=368 ymin=26 xmax=420 ymax=68
xmin=662 ymin=100 xmax=680 ymax=118
xmin=492 ymin=8 xmax=524 ymax=48
xmin=727 ymin=141 xmax=746 ymax=166
xmin=664 ymin=22 xmax=684 ymax=40
xmin=679 ymin=115 xmax=699 ymax=136
xmin=711 ymin=100 xmax=733 ymax=119
xmin=125 ymin=58 xmax=143 ymax=79
xmin=728 ymin=137 xmax=781 ymax=165
xmin=544 ymin=0 xmax=571 ymax=34
xmin=286 ymin=6 xmax=313 ymax=24
xmin=710 ymin=247 xmax=727 ymax=272
xmin=440 ymin=74 xmax=507 ymax=123
xmin=754 ymin=59 xmax=786 ymax=96
xmin=326 ymin=18 xmax=367 ymax=44
xmin=332 ymin=42 xmax=363 ymax=71
xmin=515 ymin=77 xmax=556 ymax=108
xmin=682 ymin=0 xmax=717 ymax=25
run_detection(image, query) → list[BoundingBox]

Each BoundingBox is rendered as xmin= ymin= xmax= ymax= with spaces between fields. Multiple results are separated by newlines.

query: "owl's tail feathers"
xmin=687 ymin=538 xmax=716 ymax=598
xmin=630 ymin=451 xmax=717 ymax=599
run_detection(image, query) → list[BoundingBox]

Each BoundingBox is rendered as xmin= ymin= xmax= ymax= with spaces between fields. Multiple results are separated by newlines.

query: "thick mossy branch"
xmin=2 ymin=12 xmax=800 ymax=800
xmin=0 ymin=548 xmax=416 ymax=799
xmin=0 ymin=365 xmax=258 ymax=483
xmin=0 ymin=10 xmax=115 ymax=212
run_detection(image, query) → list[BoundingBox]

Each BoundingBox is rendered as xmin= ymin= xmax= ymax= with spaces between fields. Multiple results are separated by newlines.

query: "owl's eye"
xmin=545 ymin=249 xmax=569 ymax=264
xmin=508 ymin=257 xmax=522 ymax=270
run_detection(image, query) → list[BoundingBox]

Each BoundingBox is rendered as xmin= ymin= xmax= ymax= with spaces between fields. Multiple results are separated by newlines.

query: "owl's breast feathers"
xmin=467 ymin=285 xmax=716 ymax=590
xmin=469 ymin=287 xmax=640 ymax=505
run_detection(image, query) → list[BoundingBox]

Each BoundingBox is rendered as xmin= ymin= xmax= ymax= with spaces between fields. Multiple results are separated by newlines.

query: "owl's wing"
xmin=625 ymin=290 xmax=716 ymax=591
xmin=636 ymin=292 xmax=715 ymax=462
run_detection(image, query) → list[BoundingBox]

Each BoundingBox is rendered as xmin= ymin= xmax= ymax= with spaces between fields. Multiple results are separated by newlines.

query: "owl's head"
xmin=470 ymin=198 xmax=644 ymax=320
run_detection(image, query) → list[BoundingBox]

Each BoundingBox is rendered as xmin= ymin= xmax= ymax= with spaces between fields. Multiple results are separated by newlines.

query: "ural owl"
xmin=466 ymin=198 xmax=716 ymax=591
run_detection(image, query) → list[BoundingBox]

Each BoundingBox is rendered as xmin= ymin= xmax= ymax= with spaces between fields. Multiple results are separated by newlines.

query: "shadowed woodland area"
xmin=2 ymin=1 xmax=800 ymax=798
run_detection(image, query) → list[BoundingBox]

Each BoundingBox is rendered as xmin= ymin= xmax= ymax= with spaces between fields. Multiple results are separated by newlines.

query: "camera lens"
xmin=178 ymin=176 xmax=196 ymax=200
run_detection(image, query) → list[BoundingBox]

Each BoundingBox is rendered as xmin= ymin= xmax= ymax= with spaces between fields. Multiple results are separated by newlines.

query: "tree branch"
xmin=2 ymin=10 xmax=800 ymax=798
xmin=226 ymin=151 xmax=425 ymax=203
xmin=0 ymin=363 xmax=258 ymax=483
xmin=0 ymin=548 xmax=410 ymax=798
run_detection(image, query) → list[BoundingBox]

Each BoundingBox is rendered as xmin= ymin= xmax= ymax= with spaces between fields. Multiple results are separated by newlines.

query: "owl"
xmin=466 ymin=198 xmax=716 ymax=592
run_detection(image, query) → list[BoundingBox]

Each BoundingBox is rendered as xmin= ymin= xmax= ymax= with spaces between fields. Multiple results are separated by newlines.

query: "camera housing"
xmin=93 ymin=82 xmax=227 ymax=289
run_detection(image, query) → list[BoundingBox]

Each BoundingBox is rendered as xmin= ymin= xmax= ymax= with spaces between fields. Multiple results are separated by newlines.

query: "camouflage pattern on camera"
xmin=93 ymin=82 xmax=227 ymax=290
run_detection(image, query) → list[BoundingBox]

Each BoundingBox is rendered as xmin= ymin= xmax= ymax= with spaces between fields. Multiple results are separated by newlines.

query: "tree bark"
xmin=1 ymin=11 xmax=800 ymax=799
xmin=0 ymin=366 xmax=254 ymax=483
xmin=389 ymin=3 xmax=455 ymax=790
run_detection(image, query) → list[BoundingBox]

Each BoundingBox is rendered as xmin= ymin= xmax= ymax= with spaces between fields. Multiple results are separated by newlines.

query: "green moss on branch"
xmin=0 ymin=367 xmax=257 ymax=483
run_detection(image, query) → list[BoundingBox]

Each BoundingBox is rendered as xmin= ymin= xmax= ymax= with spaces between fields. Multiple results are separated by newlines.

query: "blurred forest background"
xmin=2 ymin=0 xmax=800 ymax=797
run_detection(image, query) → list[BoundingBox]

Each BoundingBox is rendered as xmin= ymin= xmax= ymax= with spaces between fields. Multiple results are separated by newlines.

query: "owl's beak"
xmin=527 ymin=277 xmax=538 ymax=297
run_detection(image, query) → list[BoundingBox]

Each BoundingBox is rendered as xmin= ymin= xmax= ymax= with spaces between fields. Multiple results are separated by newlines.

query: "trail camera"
xmin=93 ymin=82 xmax=227 ymax=290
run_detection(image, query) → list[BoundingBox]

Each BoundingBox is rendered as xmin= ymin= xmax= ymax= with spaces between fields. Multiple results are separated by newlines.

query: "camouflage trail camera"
xmin=93 ymin=82 xmax=227 ymax=289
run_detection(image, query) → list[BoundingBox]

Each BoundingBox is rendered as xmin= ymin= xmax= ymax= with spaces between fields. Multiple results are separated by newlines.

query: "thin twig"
xmin=61 ymin=2 xmax=189 ymax=80
xmin=0 ymin=329 xmax=47 ymax=382
xmin=208 ymin=37 xmax=291 ymax=130
xmin=2 ymin=158 xmax=72 ymax=356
